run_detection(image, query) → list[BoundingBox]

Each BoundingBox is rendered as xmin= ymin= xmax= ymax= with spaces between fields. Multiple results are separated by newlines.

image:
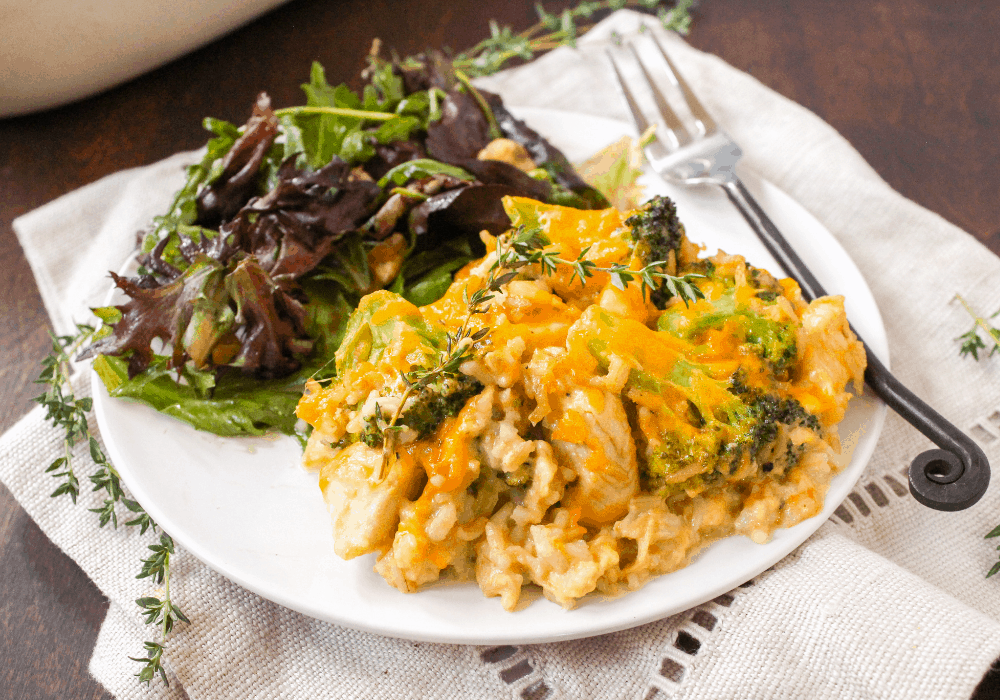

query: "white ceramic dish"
xmin=92 ymin=107 xmax=888 ymax=644
xmin=0 ymin=0 xmax=291 ymax=116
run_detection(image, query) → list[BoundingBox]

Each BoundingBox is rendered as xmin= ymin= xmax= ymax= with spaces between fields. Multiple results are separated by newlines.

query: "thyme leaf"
xmin=36 ymin=323 xmax=186 ymax=688
xmin=35 ymin=324 xmax=100 ymax=504
xmin=452 ymin=0 xmax=696 ymax=78
xmin=129 ymin=641 xmax=169 ymax=686
xmin=986 ymin=523 xmax=1000 ymax=580
xmin=958 ymin=295 xmax=1000 ymax=579
xmin=496 ymin=225 xmax=705 ymax=306
xmin=955 ymin=294 xmax=1000 ymax=361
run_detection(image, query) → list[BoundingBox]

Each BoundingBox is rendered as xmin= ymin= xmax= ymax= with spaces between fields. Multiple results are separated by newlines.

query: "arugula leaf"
xmin=141 ymin=118 xmax=240 ymax=254
xmin=394 ymin=240 xmax=474 ymax=306
xmin=294 ymin=62 xmax=367 ymax=168
xmin=280 ymin=63 xmax=438 ymax=169
xmin=401 ymin=260 xmax=469 ymax=306
xmin=377 ymin=158 xmax=475 ymax=189
xmin=362 ymin=60 xmax=405 ymax=112
xmin=339 ymin=129 xmax=376 ymax=164
xmin=394 ymin=89 xmax=446 ymax=128
xmin=374 ymin=116 xmax=422 ymax=145
xmin=277 ymin=114 xmax=309 ymax=168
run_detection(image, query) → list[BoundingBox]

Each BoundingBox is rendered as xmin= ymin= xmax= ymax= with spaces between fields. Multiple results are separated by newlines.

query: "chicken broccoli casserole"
xmin=296 ymin=195 xmax=866 ymax=609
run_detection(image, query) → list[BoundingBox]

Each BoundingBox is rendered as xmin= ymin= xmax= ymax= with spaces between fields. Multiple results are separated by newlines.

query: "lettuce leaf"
xmin=91 ymin=286 xmax=352 ymax=436
xmin=94 ymin=354 xmax=302 ymax=437
xmin=575 ymin=126 xmax=655 ymax=211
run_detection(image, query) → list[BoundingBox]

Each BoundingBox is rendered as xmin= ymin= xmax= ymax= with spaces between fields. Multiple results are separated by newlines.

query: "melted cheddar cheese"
xmin=297 ymin=197 xmax=866 ymax=609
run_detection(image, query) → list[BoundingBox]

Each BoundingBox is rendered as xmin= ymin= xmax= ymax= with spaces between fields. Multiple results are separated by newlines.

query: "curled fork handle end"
xmin=863 ymin=353 xmax=990 ymax=511
xmin=722 ymin=178 xmax=991 ymax=512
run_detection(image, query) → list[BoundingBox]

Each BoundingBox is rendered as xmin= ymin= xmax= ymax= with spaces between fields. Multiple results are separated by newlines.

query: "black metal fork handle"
xmin=723 ymin=178 xmax=989 ymax=511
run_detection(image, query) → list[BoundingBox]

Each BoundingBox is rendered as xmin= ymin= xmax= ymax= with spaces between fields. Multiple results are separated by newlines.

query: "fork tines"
xmin=607 ymin=34 xmax=715 ymax=151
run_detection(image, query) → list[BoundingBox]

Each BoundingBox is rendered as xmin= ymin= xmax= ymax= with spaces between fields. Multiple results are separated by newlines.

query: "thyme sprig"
xmin=36 ymin=324 xmax=186 ymax=687
xmin=955 ymin=294 xmax=1000 ymax=361
xmin=955 ymin=295 xmax=1000 ymax=579
xmin=373 ymin=225 xmax=703 ymax=479
xmin=986 ymin=524 xmax=1000 ymax=579
xmin=131 ymin=533 xmax=189 ymax=685
xmin=373 ymin=258 xmax=498 ymax=479
xmin=450 ymin=0 xmax=695 ymax=78
xmin=497 ymin=226 xmax=705 ymax=305
xmin=376 ymin=319 xmax=490 ymax=475
xmin=36 ymin=324 xmax=100 ymax=503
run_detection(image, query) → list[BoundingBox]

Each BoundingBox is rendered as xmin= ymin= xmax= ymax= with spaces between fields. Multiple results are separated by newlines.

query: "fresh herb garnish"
xmin=131 ymin=534 xmax=189 ymax=686
xmin=37 ymin=326 xmax=96 ymax=503
xmin=371 ymin=232 xmax=518 ymax=478
xmin=373 ymin=223 xmax=703 ymax=478
xmin=955 ymin=294 xmax=1000 ymax=579
xmin=493 ymin=225 xmax=704 ymax=304
xmin=39 ymin=0 xmax=702 ymax=685
xmin=986 ymin=524 xmax=1000 ymax=579
xmin=376 ymin=159 xmax=475 ymax=189
xmin=955 ymin=294 xmax=1000 ymax=361
xmin=36 ymin=325 xmax=187 ymax=687
xmin=448 ymin=0 xmax=695 ymax=78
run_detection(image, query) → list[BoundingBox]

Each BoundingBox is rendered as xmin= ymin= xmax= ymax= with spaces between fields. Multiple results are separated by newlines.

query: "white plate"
xmin=93 ymin=107 xmax=888 ymax=644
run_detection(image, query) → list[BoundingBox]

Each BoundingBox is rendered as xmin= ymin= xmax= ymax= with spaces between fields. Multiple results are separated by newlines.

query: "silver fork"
xmin=608 ymin=34 xmax=989 ymax=513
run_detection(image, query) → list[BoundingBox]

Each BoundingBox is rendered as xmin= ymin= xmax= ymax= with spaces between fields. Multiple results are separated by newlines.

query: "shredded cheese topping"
xmin=297 ymin=197 xmax=866 ymax=609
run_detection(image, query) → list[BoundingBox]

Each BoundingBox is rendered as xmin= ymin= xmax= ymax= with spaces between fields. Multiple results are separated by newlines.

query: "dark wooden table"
xmin=1 ymin=1 xmax=997 ymax=697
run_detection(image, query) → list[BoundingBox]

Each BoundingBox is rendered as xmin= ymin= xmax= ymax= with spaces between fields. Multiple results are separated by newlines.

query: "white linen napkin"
xmin=5 ymin=10 xmax=1000 ymax=699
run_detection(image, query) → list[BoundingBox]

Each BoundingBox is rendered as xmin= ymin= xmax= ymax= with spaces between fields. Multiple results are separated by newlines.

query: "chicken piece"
xmin=319 ymin=442 xmax=422 ymax=559
xmin=547 ymin=387 xmax=638 ymax=525
xmin=795 ymin=296 xmax=866 ymax=426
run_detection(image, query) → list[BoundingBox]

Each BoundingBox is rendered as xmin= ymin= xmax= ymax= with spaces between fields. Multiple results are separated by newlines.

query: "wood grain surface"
xmin=0 ymin=1 xmax=997 ymax=697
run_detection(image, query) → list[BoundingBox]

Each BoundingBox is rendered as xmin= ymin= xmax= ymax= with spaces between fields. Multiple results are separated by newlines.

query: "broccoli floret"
xmin=625 ymin=195 xmax=687 ymax=308
xmin=733 ymin=392 xmax=820 ymax=458
xmin=741 ymin=315 xmax=798 ymax=374
xmin=658 ymin=285 xmax=798 ymax=376
xmin=729 ymin=373 xmax=820 ymax=432
xmin=784 ymin=439 xmax=808 ymax=470
xmin=396 ymin=374 xmax=483 ymax=440
xmin=647 ymin=469 xmax=726 ymax=498
xmin=331 ymin=410 xmax=385 ymax=449
xmin=333 ymin=374 xmax=482 ymax=449
xmin=685 ymin=259 xmax=715 ymax=277
xmin=640 ymin=424 xmax=733 ymax=496
xmin=640 ymin=378 xmax=821 ymax=497
xmin=331 ymin=290 xmax=484 ymax=447
xmin=626 ymin=195 xmax=686 ymax=263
